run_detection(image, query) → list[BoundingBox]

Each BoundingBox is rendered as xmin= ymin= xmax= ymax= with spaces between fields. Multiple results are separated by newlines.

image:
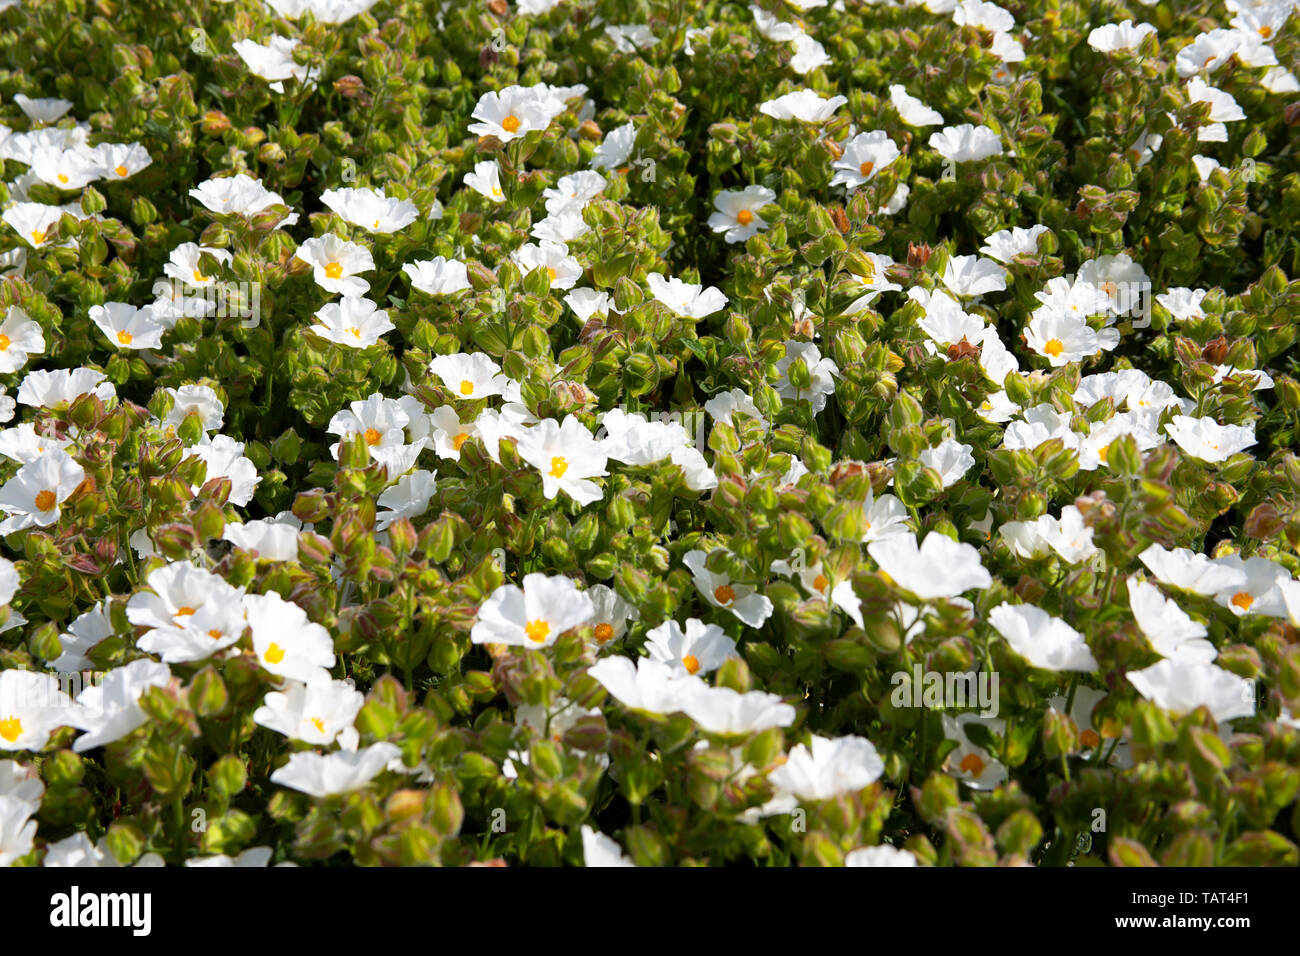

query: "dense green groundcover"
xmin=1 ymin=0 xmax=1300 ymax=867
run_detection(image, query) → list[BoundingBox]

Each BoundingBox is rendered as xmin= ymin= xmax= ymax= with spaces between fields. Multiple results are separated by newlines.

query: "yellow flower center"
xmin=1231 ymin=591 xmax=1254 ymax=611
xmin=682 ymin=654 xmax=701 ymax=675
xmin=859 ymin=160 xmax=874 ymax=178
xmin=0 ymin=334 xmax=9 ymax=351
xmin=117 ymin=330 xmax=133 ymax=345
xmin=812 ymin=574 xmax=829 ymax=593
xmin=713 ymin=584 xmax=735 ymax=605
xmin=57 ymin=174 xmax=69 ymax=184
xmin=34 ymin=489 xmax=57 ymax=512
xmin=115 ymin=164 xmax=129 ymax=177
xmin=208 ymin=629 xmax=222 ymax=640
xmin=310 ymin=717 xmax=326 ymax=733
xmin=1044 ymin=338 xmax=1064 ymax=357
xmin=264 ymin=642 xmax=286 ymax=664
xmin=193 ymin=269 xmax=207 ymax=283
xmin=549 ymin=456 xmax=568 ymax=477
xmin=347 ymin=326 xmax=361 ymax=338
xmin=31 ymin=229 xmax=46 ymax=244
xmin=736 ymin=209 xmax=753 ymax=226
xmin=0 ymin=716 xmax=21 ymax=743
xmin=452 ymin=433 xmax=470 ymax=451
xmin=525 ymin=618 xmax=550 ymax=643
xmin=546 ymin=267 xmax=558 ymax=281
xmin=502 ymin=115 xmax=521 ymax=133
xmin=1097 ymin=443 xmax=1110 ymax=463
xmin=324 ymin=262 xmax=344 ymax=280
xmin=594 ymin=622 xmax=614 ymax=644
xmin=363 ymin=427 xmax=383 ymax=446
xmin=491 ymin=187 xmax=503 ymax=199
xmin=175 ymin=606 xmax=197 ymax=617
xmin=459 ymin=380 xmax=474 ymax=396
xmin=1260 ymin=25 xmax=1272 ymax=38
xmin=959 ymin=753 xmax=985 ymax=777
xmin=1080 ymin=729 xmax=1101 ymax=748
xmin=1101 ymin=281 xmax=1118 ymax=298
xmin=373 ymin=219 xmax=380 ymax=229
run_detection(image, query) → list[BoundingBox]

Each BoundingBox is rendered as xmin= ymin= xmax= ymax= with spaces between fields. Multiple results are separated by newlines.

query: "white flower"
xmin=127 ymin=561 xmax=247 ymax=662
xmin=0 ymin=306 xmax=46 ymax=373
xmin=163 ymin=242 xmax=233 ymax=290
xmin=44 ymin=832 xmax=163 ymax=867
xmin=1165 ymin=415 xmax=1255 ymax=463
xmin=0 ymin=448 xmax=85 ymax=534
xmin=942 ymin=713 xmax=1008 ymax=789
xmin=768 ymin=735 xmax=884 ymax=800
xmin=319 ymin=186 xmax=418 ymax=233
xmin=223 ymin=512 xmax=302 ymax=562
xmin=929 ymin=124 xmax=1003 ymax=163
xmin=89 ymin=302 xmax=165 ymax=351
xmin=775 ymin=340 xmax=838 ymax=413
xmin=327 ymin=393 xmax=426 ymax=475
xmin=678 ymin=684 xmax=796 ymax=735
xmin=586 ymin=584 xmax=636 ymax=647
xmin=918 ymin=437 xmax=974 ymax=488
xmin=1127 ymin=659 xmax=1255 ymax=723
xmin=189 ymin=173 xmax=298 ymax=225
xmin=1211 ymin=554 xmax=1291 ymax=617
xmin=591 ymin=122 xmax=638 ymax=170
xmin=253 ymin=674 xmax=364 ymax=751
xmin=645 ymin=618 xmax=737 ymax=677
xmin=2 ymin=202 xmax=65 ymax=249
xmin=1025 ymin=310 xmax=1116 ymax=366
xmin=511 ymin=240 xmax=582 ymax=289
xmin=375 ymin=469 xmax=436 ymax=531
xmin=468 ymin=85 xmax=565 ymax=142
xmin=245 ymin=591 xmax=336 ymax=684
xmin=14 ymin=93 xmax=72 ymax=123
xmin=295 ymin=233 xmax=374 ymax=296
xmin=859 ymin=488 xmax=911 ymax=542
xmin=705 ymin=388 xmax=767 ymax=429
xmin=831 ymin=130 xmax=901 ymax=191
xmin=1156 ymin=287 xmax=1207 ymax=320
xmin=647 ymin=273 xmax=728 ymax=318
xmin=52 ymin=601 xmax=113 ymax=673
xmin=989 ymin=602 xmax=1098 ymax=672
xmin=588 ymin=656 xmax=695 ymax=715
xmin=28 ymin=146 xmax=101 ymax=190
xmin=0 ymin=671 xmax=74 ymax=751
xmin=233 ymin=35 xmax=317 ymax=92
xmin=1139 ymin=544 xmax=1248 ymax=597
xmin=582 ymin=825 xmax=636 ymax=867
xmin=868 ymin=531 xmax=991 ymax=600
xmin=1032 ymin=505 xmax=1098 ymax=564
xmin=1087 ymin=20 xmax=1157 ymax=53
xmin=269 ymin=742 xmax=401 ymax=797
xmin=69 ymin=660 xmax=173 ymax=753
xmin=846 ymin=845 xmax=918 ymax=866
xmin=889 ymin=85 xmax=944 ymax=125
xmin=940 ymin=255 xmax=1008 ymax=297
xmin=188 ymin=435 xmax=260 ymax=506
xmin=758 ymin=90 xmax=847 ymax=122
xmin=790 ymin=34 xmax=832 ymax=73
xmin=309 ymin=296 xmax=393 ymax=348
xmin=90 ymin=142 xmax=152 ymax=182
xmin=1127 ymin=579 xmax=1216 ymax=663
xmin=543 ymin=170 xmax=607 ymax=215
xmin=532 ymin=207 xmax=590 ymax=245
xmin=163 ymin=384 xmax=224 ymax=434
xmin=0 ymin=794 xmax=37 ymax=866
xmin=515 ymin=416 xmax=608 ymax=505
xmin=1185 ymin=77 xmax=1246 ymax=141
xmin=471 ymin=573 xmax=595 ymax=648
xmin=683 ymin=549 xmax=774 ymax=627
xmin=403 ymin=256 xmax=471 ymax=295
xmin=185 ymin=846 xmax=294 ymax=867
xmin=707 ymin=185 xmax=775 ymax=243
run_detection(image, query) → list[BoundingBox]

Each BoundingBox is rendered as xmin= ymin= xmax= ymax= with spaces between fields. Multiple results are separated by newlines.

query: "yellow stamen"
xmin=812 ymin=574 xmax=829 ymax=593
xmin=459 ymin=380 xmax=475 ymax=396
xmin=0 ymin=334 xmax=9 ymax=351
xmin=594 ymin=622 xmax=614 ymax=644
xmin=1259 ymin=26 xmax=1272 ymax=38
xmin=1097 ymin=443 xmax=1110 ymax=463
xmin=525 ymin=618 xmax=550 ymax=643
xmin=1044 ymin=338 xmax=1064 ymax=357
xmin=193 ymin=269 xmax=207 ymax=283
xmin=452 ymin=433 xmax=470 ymax=451
xmin=713 ymin=584 xmax=735 ymax=605
xmin=859 ymin=160 xmax=874 ymax=178
xmin=175 ymin=607 xmax=197 ymax=617
xmin=1080 ymin=729 xmax=1101 ymax=748
xmin=0 ymin=716 xmax=22 ymax=743
xmin=549 ymin=456 xmax=568 ymax=477
xmin=34 ymin=489 xmax=57 ymax=512
xmin=115 ymin=164 xmax=129 ymax=177
xmin=959 ymin=753 xmax=985 ymax=777
xmin=324 ymin=262 xmax=344 ymax=280
xmin=1231 ymin=591 xmax=1254 ymax=611
xmin=682 ymin=654 xmax=701 ymax=675
xmin=31 ymin=229 xmax=46 ymax=245
xmin=264 ymin=642 xmax=285 ymax=664
xmin=363 ymin=427 xmax=383 ymax=446
xmin=117 ymin=330 xmax=133 ymax=345
xmin=57 ymin=174 xmax=68 ymax=184
xmin=546 ymin=267 xmax=557 ymax=281
xmin=310 ymin=717 xmax=326 ymax=734
xmin=502 ymin=115 xmax=521 ymax=134
xmin=736 ymin=209 xmax=753 ymax=226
